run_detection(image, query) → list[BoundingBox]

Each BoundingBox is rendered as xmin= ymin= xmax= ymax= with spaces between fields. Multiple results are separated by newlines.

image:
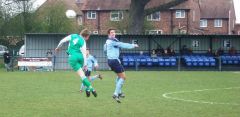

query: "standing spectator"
xmin=46 ymin=49 xmax=53 ymax=60
xmin=46 ymin=49 xmax=53 ymax=71
xmin=3 ymin=50 xmax=11 ymax=71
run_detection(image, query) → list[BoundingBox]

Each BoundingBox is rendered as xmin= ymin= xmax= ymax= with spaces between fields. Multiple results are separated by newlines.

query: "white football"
xmin=66 ymin=10 xmax=76 ymax=18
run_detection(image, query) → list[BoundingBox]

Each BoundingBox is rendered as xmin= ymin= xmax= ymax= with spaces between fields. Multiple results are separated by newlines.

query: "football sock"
xmin=114 ymin=78 xmax=124 ymax=96
xmin=80 ymin=83 xmax=85 ymax=91
xmin=115 ymin=77 xmax=121 ymax=94
xmin=82 ymin=77 xmax=94 ymax=91
xmin=115 ymin=77 xmax=120 ymax=85
xmin=90 ymin=75 xmax=98 ymax=82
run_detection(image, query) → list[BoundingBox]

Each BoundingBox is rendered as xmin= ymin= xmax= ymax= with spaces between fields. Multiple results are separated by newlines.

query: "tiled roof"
xmin=200 ymin=0 xmax=232 ymax=19
xmin=81 ymin=0 xmax=188 ymax=11
xmin=81 ymin=0 xmax=130 ymax=11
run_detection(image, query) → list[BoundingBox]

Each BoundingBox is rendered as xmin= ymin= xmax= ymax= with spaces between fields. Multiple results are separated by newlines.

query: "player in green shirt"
xmin=55 ymin=29 xmax=97 ymax=97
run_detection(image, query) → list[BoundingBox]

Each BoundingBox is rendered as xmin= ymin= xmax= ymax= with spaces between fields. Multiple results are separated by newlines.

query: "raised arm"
xmin=115 ymin=41 xmax=139 ymax=49
xmin=55 ymin=35 xmax=71 ymax=51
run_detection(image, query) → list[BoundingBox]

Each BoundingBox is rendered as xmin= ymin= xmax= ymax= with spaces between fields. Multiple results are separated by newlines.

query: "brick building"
xmin=76 ymin=0 xmax=238 ymax=35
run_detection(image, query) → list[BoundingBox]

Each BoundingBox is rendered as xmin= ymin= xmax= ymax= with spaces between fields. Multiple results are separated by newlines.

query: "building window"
xmin=147 ymin=11 xmax=160 ymax=21
xmin=200 ymin=19 xmax=207 ymax=27
xmin=214 ymin=19 xmax=222 ymax=27
xmin=180 ymin=30 xmax=187 ymax=34
xmin=146 ymin=30 xmax=163 ymax=35
xmin=238 ymin=31 xmax=240 ymax=35
xmin=115 ymin=30 xmax=122 ymax=35
xmin=176 ymin=10 xmax=185 ymax=18
xmin=87 ymin=11 xmax=96 ymax=19
xmin=77 ymin=16 xmax=82 ymax=25
xmin=110 ymin=11 xmax=123 ymax=21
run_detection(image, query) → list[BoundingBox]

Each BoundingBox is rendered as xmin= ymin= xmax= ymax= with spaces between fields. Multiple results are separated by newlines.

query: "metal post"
xmin=219 ymin=56 xmax=222 ymax=71
xmin=178 ymin=36 xmax=182 ymax=71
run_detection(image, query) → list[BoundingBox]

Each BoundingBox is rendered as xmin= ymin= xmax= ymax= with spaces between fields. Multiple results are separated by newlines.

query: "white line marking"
xmin=162 ymin=87 xmax=240 ymax=106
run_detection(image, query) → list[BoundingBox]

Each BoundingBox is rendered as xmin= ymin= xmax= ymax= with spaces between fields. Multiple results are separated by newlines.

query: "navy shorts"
xmin=108 ymin=59 xmax=124 ymax=73
xmin=84 ymin=70 xmax=91 ymax=77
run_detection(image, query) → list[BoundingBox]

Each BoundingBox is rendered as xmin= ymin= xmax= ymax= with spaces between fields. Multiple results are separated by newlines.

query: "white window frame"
xmin=200 ymin=19 xmax=208 ymax=27
xmin=87 ymin=11 xmax=96 ymax=19
xmin=146 ymin=30 xmax=163 ymax=35
xmin=176 ymin=10 xmax=185 ymax=18
xmin=110 ymin=11 xmax=123 ymax=21
xmin=180 ymin=30 xmax=187 ymax=34
xmin=147 ymin=11 xmax=160 ymax=21
xmin=214 ymin=19 xmax=222 ymax=27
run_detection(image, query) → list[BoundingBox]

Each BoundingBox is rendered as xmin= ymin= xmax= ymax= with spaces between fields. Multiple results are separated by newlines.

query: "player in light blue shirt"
xmin=80 ymin=49 xmax=102 ymax=92
xmin=104 ymin=28 xmax=139 ymax=103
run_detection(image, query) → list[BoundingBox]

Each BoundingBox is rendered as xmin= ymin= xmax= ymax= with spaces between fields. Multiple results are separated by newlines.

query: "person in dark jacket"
xmin=3 ymin=50 xmax=11 ymax=71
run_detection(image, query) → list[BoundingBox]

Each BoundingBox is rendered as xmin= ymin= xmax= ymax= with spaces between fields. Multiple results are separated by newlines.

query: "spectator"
xmin=163 ymin=49 xmax=168 ymax=56
xmin=229 ymin=46 xmax=237 ymax=56
xmin=139 ymin=51 xmax=145 ymax=58
xmin=206 ymin=48 xmax=213 ymax=56
xmin=3 ymin=50 xmax=11 ymax=71
xmin=170 ymin=48 xmax=176 ymax=56
xmin=151 ymin=49 xmax=157 ymax=58
xmin=46 ymin=49 xmax=53 ymax=71
xmin=166 ymin=47 xmax=175 ymax=56
xmin=180 ymin=45 xmax=188 ymax=55
xmin=167 ymin=47 xmax=171 ymax=55
xmin=155 ymin=46 xmax=164 ymax=56
xmin=215 ymin=47 xmax=224 ymax=56
xmin=188 ymin=48 xmax=193 ymax=55
xmin=46 ymin=49 xmax=53 ymax=60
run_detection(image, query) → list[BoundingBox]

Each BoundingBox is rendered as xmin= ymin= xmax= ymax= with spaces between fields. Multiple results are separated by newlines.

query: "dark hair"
xmin=107 ymin=28 xmax=116 ymax=34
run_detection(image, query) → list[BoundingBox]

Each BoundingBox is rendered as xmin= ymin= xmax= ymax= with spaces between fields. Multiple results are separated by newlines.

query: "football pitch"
xmin=0 ymin=69 xmax=240 ymax=117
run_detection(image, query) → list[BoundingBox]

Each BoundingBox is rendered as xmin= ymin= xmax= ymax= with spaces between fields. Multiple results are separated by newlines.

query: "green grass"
xmin=0 ymin=70 xmax=240 ymax=117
